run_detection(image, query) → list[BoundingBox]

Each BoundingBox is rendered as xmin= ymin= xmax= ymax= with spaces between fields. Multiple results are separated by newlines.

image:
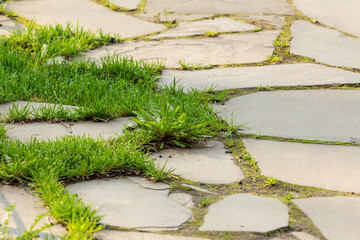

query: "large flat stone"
xmin=151 ymin=18 xmax=256 ymax=39
xmin=145 ymin=0 xmax=295 ymax=15
xmin=290 ymin=21 xmax=360 ymax=69
xmin=200 ymin=193 xmax=289 ymax=232
xmin=96 ymin=230 xmax=208 ymax=240
xmin=7 ymin=0 xmax=165 ymax=38
xmin=215 ymin=90 xmax=360 ymax=142
xmin=159 ymin=63 xmax=360 ymax=91
xmin=0 ymin=185 xmax=66 ymax=238
xmin=153 ymin=141 xmax=244 ymax=184
xmin=109 ymin=0 xmax=141 ymax=10
xmin=293 ymin=197 xmax=360 ymax=240
xmin=293 ymin=0 xmax=360 ymax=37
xmin=66 ymin=178 xmax=192 ymax=229
xmin=243 ymin=139 xmax=360 ymax=193
xmin=80 ymin=31 xmax=280 ymax=68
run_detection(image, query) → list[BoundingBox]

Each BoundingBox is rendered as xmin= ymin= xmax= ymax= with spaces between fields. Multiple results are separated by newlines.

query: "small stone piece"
xmin=96 ymin=230 xmax=208 ymax=240
xmin=169 ymin=193 xmax=195 ymax=208
xmin=181 ymin=184 xmax=217 ymax=195
xmin=200 ymin=193 xmax=289 ymax=232
xmin=293 ymin=197 xmax=360 ymax=240
xmin=151 ymin=18 xmax=256 ymax=39
xmin=291 ymin=232 xmax=320 ymax=240
xmin=290 ymin=21 xmax=360 ymax=69
xmin=153 ymin=141 xmax=244 ymax=184
xmin=109 ymin=0 xmax=141 ymax=10
xmin=239 ymin=14 xmax=285 ymax=29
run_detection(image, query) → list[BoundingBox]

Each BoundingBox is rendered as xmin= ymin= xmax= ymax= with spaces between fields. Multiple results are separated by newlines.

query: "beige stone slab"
xmin=80 ymin=31 xmax=280 ymax=68
xmin=0 ymin=185 xmax=66 ymax=238
xmin=293 ymin=197 xmax=360 ymax=240
xmin=96 ymin=230 xmax=209 ymax=240
xmin=239 ymin=14 xmax=285 ymax=29
xmin=292 ymin=232 xmax=320 ymax=240
xmin=109 ymin=0 xmax=141 ymax=10
xmin=243 ymin=139 xmax=360 ymax=193
xmin=169 ymin=193 xmax=195 ymax=208
xmin=290 ymin=21 xmax=360 ymax=69
xmin=7 ymin=0 xmax=165 ymax=38
xmin=159 ymin=14 xmax=215 ymax=23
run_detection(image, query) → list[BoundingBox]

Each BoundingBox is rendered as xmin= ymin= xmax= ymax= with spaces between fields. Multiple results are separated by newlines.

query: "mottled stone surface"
xmin=80 ymin=31 xmax=280 ymax=68
xmin=292 ymin=232 xmax=320 ymax=240
xmin=96 ymin=230 xmax=209 ymax=240
xmin=243 ymin=139 xmax=360 ymax=193
xmin=239 ymin=14 xmax=285 ymax=29
xmin=145 ymin=0 xmax=295 ymax=15
xmin=153 ymin=141 xmax=244 ymax=184
xmin=293 ymin=0 xmax=360 ymax=37
xmin=169 ymin=193 xmax=195 ymax=208
xmin=290 ymin=21 xmax=360 ymax=69
xmin=66 ymin=178 xmax=192 ymax=229
xmin=200 ymin=194 xmax=289 ymax=232
xmin=152 ymin=18 xmax=256 ymax=39
xmin=159 ymin=63 xmax=360 ymax=91
xmin=7 ymin=0 xmax=165 ymax=37
xmin=109 ymin=0 xmax=141 ymax=10
xmin=215 ymin=90 xmax=360 ymax=142
xmin=293 ymin=197 xmax=360 ymax=240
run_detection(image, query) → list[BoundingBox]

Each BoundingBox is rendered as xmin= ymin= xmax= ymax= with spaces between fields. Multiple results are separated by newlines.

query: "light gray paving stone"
xmin=215 ymin=90 xmax=360 ymax=142
xmin=239 ymin=14 xmax=285 ymax=29
xmin=169 ymin=193 xmax=195 ymax=208
xmin=293 ymin=0 xmax=360 ymax=37
xmin=145 ymin=0 xmax=295 ymax=15
xmin=153 ymin=141 xmax=244 ymax=184
xmin=66 ymin=178 xmax=192 ymax=229
xmin=109 ymin=0 xmax=141 ymax=10
xmin=0 ymin=185 xmax=66 ymax=238
xmin=243 ymin=139 xmax=360 ymax=193
xmin=0 ymin=15 xmax=23 ymax=36
xmin=292 ymin=232 xmax=320 ymax=240
xmin=290 ymin=21 xmax=360 ymax=69
xmin=200 ymin=193 xmax=289 ymax=232
xmin=293 ymin=197 xmax=360 ymax=240
xmin=181 ymin=184 xmax=217 ymax=195
xmin=80 ymin=31 xmax=280 ymax=68
xmin=159 ymin=63 xmax=360 ymax=91
xmin=6 ymin=0 xmax=165 ymax=38
xmin=159 ymin=14 xmax=215 ymax=23
xmin=96 ymin=230 xmax=209 ymax=240
xmin=151 ymin=17 xmax=256 ymax=39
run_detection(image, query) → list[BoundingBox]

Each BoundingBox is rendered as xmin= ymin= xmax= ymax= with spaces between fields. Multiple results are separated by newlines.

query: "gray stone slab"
xmin=0 ymin=185 xmax=66 ymax=238
xmin=145 ymin=0 xmax=294 ymax=15
xmin=153 ymin=141 xmax=244 ymax=184
xmin=80 ymin=31 xmax=280 ymax=68
xmin=7 ymin=0 xmax=165 ymax=38
xmin=159 ymin=63 xmax=360 ymax=91
xmin=200 ymin=193 xmax=289 ymax=232
xmin=243 ymin=139 xmax=360 ymax=193
xmin=292 ymin=232 xmax=320 ymax=240
xmin=169 ymin=193 xmax=195 ymax=208
xmin=159 ymin=14 xmax=215 ymax=23
xmin=239 ymin=14 xmax=285 ymax=29
xmin=215 ymin=90 xmax=360 ymax=142
xmin=109 ymin=0 xmax=141 ymax=10
xmin=293 ymin=197 xmax=360 ymax=240
xmin=293 ymin=0 xmax=360 ymax=37
xmin=151 ymin=18 xmax=256 ymax=39
xmin=96 ymin=230 xmax=208 ymax=240
xmin=66 ymin=178 xmax=192 ymax=229
xmin=290 ymin=21 xmax=360 ymax=69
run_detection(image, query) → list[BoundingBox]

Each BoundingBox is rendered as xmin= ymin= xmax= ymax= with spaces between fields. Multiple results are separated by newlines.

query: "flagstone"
xmin=96 ymin=230 xmax=209 ymax=240
xmin=243 ymin=139 xmax=360 ymax=193
xmin=159 ymin=63 xmax=360 ymax=91
xmin=291 ymin=232 xmax=320 ymax=240
xmin=159 ymin=14 xmax=215 ymax=23
xmin=239 ymin=14 xmax=285 ymax=29
xmin=293 ymin=197 xmax=360 ymax=240
xmin=215 ymin=90 xmax=360 ymax=142
xmin=290 ymin=21 xmax=360 ymax=69
xmin=169 ymin=193 xmax=195 ymax=208
xmin=109 ymin=0 xmax=141 ymax=10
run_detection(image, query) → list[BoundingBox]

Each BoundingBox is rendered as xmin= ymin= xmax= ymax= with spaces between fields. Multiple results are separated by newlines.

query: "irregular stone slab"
xmin=153 ymin=141 xmax=244 ymax=184
xmin=215 ymin=90 xmax=360 ymax=142
xmin=7 ymin=0 xmax=165 ymax=38
xmin=290 ymin=21 xmax=360 ymax=69
xmin=109 ymin=0 xmax=141 ymax=10
xmin=293 ymin=0 xmax=360 ymax=37
xmin=243 ymin=139 xmax=360 ymax=193
xmin=159 ymin=63 xmax=360 ymax=91
xmin=80 ymin=31 xmax=280 ymax=68
xmin=292 ymin=232 xmax=320 ymax=240
xmin=96 ymin=230 xmax=208 ymax=240
xmin=239 ymin=14 xmax=285 ymax=29
xmin=159 ymin=14 xmax=215 ymax=23
xmin=169 ymin=193 xmax=195 ymax=208
xmin=293 ymin=197 xmax=360 ymax=240
xmin=151 ymin=18 xmax=256 ymax=39
xmin=181 ymin=184 xmax=217 ymax=195
xmin=66 ymin=178 xmax=192 ymax=229
xmin=0 ymin=185 xmax=66 ymax=238
xmin=0 ymin=15 xmax=23 ymax=36
xmin=200 ymin=193 xmax=289 ymax=232
xmin=145 ymin=0 xmax=295 ymax=15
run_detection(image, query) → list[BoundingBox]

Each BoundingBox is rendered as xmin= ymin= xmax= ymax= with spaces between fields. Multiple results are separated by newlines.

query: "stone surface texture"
xmin=200 ymin=193 xmax=289 ymax=232
xmin=159 ymin=63 xmax=360 ymax=91
xmin=0 ymin=15 xmax=22 ymax=36
xmin=293 ymin=197 xmax=360 ymax=240
xmin=243 ymin=139 xmax=360 ymax=193
xmin=159 ymin=14 xmax=215 ymax=23
xmin=151 ymin=17 xmax=256 ymax=39
xmin=80 ymin=31 xmax=280 ymax=68
xmin=215 ymin=90 xmax=360 ymax=142
xmin=66 ymin=178 xmax=192 ymax=229
xmin=169 ymin=193 xmax=195 ymax=208
xmin=181 ymin=184 xmax=217 ymax=195
xmin=7 ymin=0 xmax=165 ymax=38
xmin=109 ymin=0 xmax=141 ymax=10
xmin=290 ymin=21 xmax=360 ymax=69
xmin=239 ymin=14 xmax=285 ymax=29
xmin=96 ymin=230 xmax=209 ymax=240
xmin=153 ymin=141 xmax=244 ymax=184
xmin=291 ymin=232 xmax=320 ymax=240
xmin=293 ymin=0 xmax=360 ymax=37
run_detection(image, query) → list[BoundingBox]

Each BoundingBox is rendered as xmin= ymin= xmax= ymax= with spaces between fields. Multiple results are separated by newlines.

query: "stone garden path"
xmin=1 ymin=0 xmax=360 ymax=239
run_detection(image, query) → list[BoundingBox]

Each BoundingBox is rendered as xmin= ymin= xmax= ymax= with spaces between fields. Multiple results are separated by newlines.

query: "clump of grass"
xmin=204 ymin=30 xmax=219 ymax=37
xmin=257 ymin=84 xmax=274 ymax=91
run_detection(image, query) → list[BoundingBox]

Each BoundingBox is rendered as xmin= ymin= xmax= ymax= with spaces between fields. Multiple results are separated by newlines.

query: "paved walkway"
xmin=1 ymin=0 xmax=360 ymax=239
